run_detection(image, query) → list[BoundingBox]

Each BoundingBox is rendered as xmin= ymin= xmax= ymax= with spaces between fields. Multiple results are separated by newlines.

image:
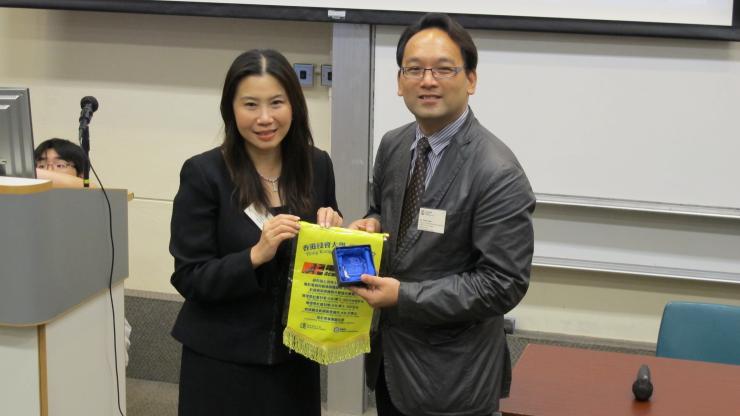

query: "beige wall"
xmin=1 ymin=8 xmax=332 ymax=294
xmin=4 ymin=7 xmax=739 ymax=344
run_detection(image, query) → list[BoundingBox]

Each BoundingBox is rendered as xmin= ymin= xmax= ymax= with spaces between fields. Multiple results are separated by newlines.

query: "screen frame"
xmin=3 ymin=0 xmax=739 ymax=41
xmin=0 ymin=88 xmax=36 ymax=179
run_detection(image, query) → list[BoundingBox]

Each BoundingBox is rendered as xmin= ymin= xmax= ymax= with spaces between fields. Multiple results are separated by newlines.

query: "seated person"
xmin=34 ymin=138 xmax=91 ymax=188
xmin=35 ymin=138 xmax=130 ymax=364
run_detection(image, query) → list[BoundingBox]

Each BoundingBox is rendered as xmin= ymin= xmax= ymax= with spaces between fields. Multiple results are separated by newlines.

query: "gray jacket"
xmin=365 ymin=111 xmax=535 ymax=416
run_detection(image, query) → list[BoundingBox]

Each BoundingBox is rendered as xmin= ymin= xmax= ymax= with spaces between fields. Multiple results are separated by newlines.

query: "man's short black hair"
xmin=396 ymin=13 xmax=478 ymax=73
xmin=34 ymin=138 xmax=86 ymax=176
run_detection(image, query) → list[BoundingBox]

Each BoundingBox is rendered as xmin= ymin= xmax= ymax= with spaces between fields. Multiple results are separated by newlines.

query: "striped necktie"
xmin=398 ymin=137 xmax=431 ymax=245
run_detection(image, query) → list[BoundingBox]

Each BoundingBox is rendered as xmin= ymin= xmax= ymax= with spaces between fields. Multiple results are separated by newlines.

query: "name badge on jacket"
xmin=244 ymin=204 xmax=273 ymax=230
xmin=417 ymin=208 xmax=446 ymax=234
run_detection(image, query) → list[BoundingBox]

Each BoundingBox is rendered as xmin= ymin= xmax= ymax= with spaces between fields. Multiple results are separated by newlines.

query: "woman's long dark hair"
xmin=220 ymin=49 xmax=314 ymax=215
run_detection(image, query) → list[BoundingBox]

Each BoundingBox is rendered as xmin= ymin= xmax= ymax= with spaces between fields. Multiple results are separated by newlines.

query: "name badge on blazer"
xmin=244 ymin=203 xmax=273 ymax=230
xmin=417 ymin=208 xmax=446 ymax=234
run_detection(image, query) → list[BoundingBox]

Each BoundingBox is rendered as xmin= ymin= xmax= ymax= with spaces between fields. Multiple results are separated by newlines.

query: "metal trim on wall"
xmin=327 ymin=22 xmax=374 ymax=415
xmin=4 ymin=0 xmax=740 ymax=41
xmin=536 ymin=193 xmax=740 ymax=220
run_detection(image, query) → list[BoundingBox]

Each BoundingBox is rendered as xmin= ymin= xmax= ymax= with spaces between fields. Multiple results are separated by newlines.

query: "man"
xmin=34 ymin=138 xmax=89 ymax=188
xmin=349 ymin=13 xmax=535 ymax=416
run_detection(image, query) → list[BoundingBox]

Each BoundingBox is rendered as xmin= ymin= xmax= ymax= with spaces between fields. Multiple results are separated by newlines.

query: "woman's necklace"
xmin=258 ymin=173 xmax=280 ymax=192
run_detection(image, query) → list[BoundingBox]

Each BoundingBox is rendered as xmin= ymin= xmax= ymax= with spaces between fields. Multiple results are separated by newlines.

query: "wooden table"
xmin=500 ymin=344 xmax=740 ymax=416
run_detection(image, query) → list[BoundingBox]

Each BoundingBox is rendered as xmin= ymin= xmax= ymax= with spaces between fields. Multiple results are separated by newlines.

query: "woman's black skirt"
xmin=178 ymin=346 xmax=321 ymax=416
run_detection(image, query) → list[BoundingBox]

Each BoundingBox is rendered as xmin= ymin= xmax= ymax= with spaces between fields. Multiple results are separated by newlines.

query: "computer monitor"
xmin=0 ymin=87 xmax=35 ymax=178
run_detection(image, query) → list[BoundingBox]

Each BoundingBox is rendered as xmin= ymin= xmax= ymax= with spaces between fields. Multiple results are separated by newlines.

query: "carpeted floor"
xmin=126 ymin=378 xmax=178 ymax=416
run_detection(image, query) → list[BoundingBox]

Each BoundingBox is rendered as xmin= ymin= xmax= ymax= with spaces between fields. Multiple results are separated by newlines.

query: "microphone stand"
xmin=79 ymin=121 xmax=91 ymax=188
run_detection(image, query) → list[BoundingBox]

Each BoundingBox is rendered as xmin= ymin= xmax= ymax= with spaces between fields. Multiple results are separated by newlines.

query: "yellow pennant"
xmin=283 ymin=222 xmax=384 ymax=365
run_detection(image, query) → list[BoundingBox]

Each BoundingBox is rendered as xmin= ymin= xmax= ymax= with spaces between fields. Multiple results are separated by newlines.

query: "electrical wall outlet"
xmin=504 ymin=316 xmax=516 ymax=334
xmin=293 ymin=63 xmax=314 ymax=87
xmin=321 ymin=64 xmax=332 ymax=87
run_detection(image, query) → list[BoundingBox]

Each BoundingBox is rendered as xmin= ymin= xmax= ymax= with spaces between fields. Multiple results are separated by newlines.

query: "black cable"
xmin=80 ymin=141 xmax=125 ymax=416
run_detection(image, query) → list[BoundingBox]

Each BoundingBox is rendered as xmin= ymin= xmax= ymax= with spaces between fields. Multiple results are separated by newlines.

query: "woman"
xmin=169 ymin=49 xmax=342 ymax=415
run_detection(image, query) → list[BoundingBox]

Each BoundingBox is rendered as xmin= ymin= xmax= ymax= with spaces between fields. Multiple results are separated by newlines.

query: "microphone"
xmin=632 ymin=364 xmax=653 ymax=401
xmin=79 ymin=96 xmax=99 ymax=126
xmin=78 ymin=96 xmax=98 ymax=188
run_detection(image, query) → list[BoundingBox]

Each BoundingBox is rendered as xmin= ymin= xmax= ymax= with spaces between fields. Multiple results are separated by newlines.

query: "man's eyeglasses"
xmin=36 ymin=161 xmax=75 ymax=170
xmin=400 ymin=66 xmax=463 ymax=79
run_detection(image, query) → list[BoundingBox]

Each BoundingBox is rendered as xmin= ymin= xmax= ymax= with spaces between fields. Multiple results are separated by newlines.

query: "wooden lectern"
xmin=0 ymin=178 xmax=129 ymax=415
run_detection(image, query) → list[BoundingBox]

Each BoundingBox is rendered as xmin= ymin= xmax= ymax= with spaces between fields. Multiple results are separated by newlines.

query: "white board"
xmin=157 ymin=0 xmax=735 ymax=26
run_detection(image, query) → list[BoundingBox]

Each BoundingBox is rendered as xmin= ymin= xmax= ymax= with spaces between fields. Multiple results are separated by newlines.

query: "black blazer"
xmin=169 ymin=146 xmax=339 ymax=365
